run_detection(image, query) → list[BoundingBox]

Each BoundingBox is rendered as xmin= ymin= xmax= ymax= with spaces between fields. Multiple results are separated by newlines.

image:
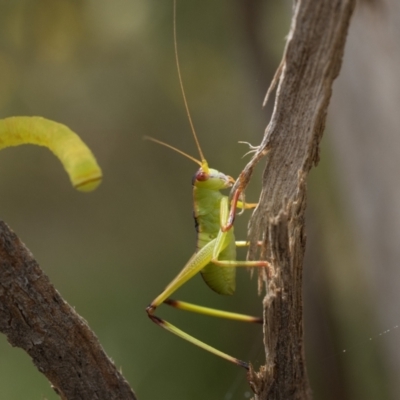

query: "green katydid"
xmin=145 ymin=1 xmax=270 ymax=370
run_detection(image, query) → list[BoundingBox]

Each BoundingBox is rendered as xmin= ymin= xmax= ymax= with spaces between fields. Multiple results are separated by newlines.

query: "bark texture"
xmin=233 ymin=0 xmax=356 ymax=398
xmin=0 ymin=221 xmax=137 ymax=400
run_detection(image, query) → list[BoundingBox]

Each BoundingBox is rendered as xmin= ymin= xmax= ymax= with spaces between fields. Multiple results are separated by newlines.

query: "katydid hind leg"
xmin=147 ymin=238 xmax=217 ymax=311
xmin=146 ymin=237 xmax=251 ymax=368
xmin=164 ymin=299 xmax=262 ymax=323
xmin=148 ymin=314 xmax=250 ymax=369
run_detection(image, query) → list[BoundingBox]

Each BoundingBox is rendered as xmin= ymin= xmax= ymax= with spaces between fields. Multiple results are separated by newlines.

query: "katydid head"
xmin=193 ymin=168 xmax=235 ymax=190
xmin=143 ymin=136 xmax=234 ymax=190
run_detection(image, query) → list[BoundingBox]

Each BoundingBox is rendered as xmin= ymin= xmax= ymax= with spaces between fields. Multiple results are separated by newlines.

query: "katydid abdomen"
xmin=194 ymin=185 xmax=236 ymax=295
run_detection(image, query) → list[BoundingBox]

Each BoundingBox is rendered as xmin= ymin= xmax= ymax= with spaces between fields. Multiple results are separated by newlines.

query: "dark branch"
xmin=238 ymin=1 xmax=357 ymax=399
xmin=0 ymin=221 xmax=137 ymax=400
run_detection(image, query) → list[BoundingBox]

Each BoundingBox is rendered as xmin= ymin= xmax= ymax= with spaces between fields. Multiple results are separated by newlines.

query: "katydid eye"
xmin=196 ymin=171 xmax=209 ymax=181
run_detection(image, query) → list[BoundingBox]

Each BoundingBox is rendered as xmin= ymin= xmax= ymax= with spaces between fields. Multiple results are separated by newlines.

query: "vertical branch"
xmin=234 ymin=0 xmax=357 ymax=398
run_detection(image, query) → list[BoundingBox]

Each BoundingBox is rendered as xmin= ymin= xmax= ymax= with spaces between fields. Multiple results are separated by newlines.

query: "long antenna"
xmin=173 ymin=0 xmax=209 ymax=173
xmin=144 ymin=136 xmax=202 ymax=167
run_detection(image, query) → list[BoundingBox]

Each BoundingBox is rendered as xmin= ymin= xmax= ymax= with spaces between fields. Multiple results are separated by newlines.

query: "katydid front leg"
xmin=223 ymin=185 xmax=258 ymax=231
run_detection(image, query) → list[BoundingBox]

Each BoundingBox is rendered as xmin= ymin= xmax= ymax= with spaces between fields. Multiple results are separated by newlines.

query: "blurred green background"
xmin=0 ymin=1 xmax=399 ymax=399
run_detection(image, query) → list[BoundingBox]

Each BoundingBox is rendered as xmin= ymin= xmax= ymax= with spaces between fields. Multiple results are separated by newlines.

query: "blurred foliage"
xmin=306 ymin=143 xmax=390 ymax=400
xmin=0 ymin=1 xmax=281 ymax=399
xmin=0 ymin=1 xmax=393 ymax=400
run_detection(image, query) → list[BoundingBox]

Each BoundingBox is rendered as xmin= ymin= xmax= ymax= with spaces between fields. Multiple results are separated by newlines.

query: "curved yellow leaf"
xmin=0 ymin=116 xmax=102 ymax=192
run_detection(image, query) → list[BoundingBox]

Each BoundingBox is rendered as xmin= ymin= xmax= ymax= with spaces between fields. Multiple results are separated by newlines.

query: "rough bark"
xmin=232 ymin=0 xmax=356 ymax=398
xmin=0 ymin=221 xmax=137 ymax=400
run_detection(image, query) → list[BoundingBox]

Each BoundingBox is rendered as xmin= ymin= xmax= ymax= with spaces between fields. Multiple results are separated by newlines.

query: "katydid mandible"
xmin=145 ymin=0 xmax=270 ymax=370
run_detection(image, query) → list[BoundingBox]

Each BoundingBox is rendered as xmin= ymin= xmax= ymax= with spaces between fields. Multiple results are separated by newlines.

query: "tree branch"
xmin=0 ymin=221 xmax=137 ymax=400
xmin=236 ymin=1 xmax=357 ymax=398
